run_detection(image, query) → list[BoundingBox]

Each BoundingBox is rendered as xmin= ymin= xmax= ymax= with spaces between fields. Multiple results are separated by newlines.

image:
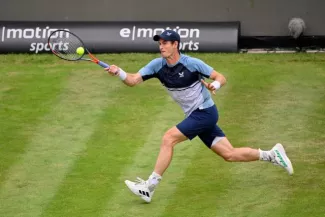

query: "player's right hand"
xmin=105 ymin=65 xmax=119 ymax=76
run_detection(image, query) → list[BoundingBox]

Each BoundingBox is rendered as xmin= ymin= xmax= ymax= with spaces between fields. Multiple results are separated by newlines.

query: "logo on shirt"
xmin=178 ymin=72 xmax=184 ymax=78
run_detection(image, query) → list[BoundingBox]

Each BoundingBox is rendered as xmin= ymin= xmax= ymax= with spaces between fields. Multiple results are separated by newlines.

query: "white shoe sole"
xmin=274 ymin=143 xmax=294 ymax=175
xmin=124 ymin=180 xmax=152 ymax=203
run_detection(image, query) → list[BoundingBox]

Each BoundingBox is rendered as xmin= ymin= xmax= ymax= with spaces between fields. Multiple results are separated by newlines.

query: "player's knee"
xmin=161 ymin=131 xmax=176 ymax=148
xmin=221 ymin=150 xmax=235 ymax=162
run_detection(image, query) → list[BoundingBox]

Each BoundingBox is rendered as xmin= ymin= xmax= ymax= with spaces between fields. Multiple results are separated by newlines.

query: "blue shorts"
xmin=176 ymin=105 xmax=225 ymax=148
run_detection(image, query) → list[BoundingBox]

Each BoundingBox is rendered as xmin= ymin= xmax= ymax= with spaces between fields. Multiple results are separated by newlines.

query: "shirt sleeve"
xmin=190 ymin=57 xmax=214 ymax=78
xmin=139 ymin=58 xmax=162 ymax=81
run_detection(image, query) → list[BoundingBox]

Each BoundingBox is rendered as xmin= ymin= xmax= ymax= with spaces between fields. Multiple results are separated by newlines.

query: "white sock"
xmin=259 ymin=149 xmax=274 ymax=162
xmin=148 ymin=172 xmax=162 ymax=191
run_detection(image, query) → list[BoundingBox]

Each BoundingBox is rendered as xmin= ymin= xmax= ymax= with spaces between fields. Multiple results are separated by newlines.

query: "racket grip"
xmin=98 ymin=61 xmax=110 ymax=68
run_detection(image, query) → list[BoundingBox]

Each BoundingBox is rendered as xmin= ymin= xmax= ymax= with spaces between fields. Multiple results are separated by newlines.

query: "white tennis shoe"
xmin=271 ymin=143 xmax=294 ymax=175
xmin=125 ymin=177 xmax=154 ymax=203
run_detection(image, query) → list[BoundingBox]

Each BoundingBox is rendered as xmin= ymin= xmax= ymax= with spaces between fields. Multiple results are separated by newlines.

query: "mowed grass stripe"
xmin=159 ymin=59 xmax=283 ymax=217
xmin=0 ymin=65 xmax=68 ymax=185
xmin=212 ymin=61 xmax=325 ymax=217
xmin=213 ymin=85 xmax=297 ymax=217
xmin=39 ymin=79 xmax=171 ymax=217
xmin=100 ymin=94 xmax=203 ymax=217
xmin=263 ymin=62 xmax=325 ymax=217
xmin=0 ymin=69 xmax=120 ymax=217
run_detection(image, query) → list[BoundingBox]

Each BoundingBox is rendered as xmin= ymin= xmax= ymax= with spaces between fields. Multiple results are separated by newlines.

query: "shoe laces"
xmin=270 ymin=150 xmax=280 ymax=166
xmin=134 ymin=177 xmax=147 ymax=185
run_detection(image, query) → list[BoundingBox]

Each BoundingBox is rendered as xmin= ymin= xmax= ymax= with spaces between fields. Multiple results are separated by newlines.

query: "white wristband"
xmin=118 ymin=68 xmax=127 ymax=80
xmin=211 ymin=81 xmax=221 ymax=90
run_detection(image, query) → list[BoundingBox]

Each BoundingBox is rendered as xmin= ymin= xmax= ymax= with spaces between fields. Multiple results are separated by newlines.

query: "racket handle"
xmin=98 ymin=61 xmax=110 ymax=68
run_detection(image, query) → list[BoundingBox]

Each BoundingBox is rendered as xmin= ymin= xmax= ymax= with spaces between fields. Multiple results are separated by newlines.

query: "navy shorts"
xmin=176 ymin=105 xmax=225 ymax=148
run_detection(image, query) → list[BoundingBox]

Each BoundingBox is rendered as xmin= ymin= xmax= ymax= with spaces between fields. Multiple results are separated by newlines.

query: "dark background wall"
xmin=1 ymin=0 xmax=324 ymax=36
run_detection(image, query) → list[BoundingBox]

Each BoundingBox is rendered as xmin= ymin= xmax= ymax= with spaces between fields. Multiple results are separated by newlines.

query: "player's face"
xmin=158 ymin=40 xmax=178 ymax=58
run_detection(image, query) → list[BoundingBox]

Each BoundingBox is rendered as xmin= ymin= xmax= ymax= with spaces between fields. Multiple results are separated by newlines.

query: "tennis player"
xmin=105 ymin=30 xmax=294 ymax=203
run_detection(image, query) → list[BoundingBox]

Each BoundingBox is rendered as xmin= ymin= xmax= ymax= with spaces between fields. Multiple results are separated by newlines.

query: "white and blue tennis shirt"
xmin=139 ymin=54 xmax=215 ymax=117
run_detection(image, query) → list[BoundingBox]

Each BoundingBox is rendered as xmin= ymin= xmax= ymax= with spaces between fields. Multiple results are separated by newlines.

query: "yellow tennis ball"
xmin=76 ymin=47 xmax=84 ymax=55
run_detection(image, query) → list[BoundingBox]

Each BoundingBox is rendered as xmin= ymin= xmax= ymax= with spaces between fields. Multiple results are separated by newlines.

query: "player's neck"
xmin=166 ymin=52 xmax=181 ymax=65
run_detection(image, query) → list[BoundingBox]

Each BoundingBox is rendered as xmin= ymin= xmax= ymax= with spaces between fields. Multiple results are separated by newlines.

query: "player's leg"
xmin=210 ymin=137 xmax=260 ymax=162
xmin=125 ymin=123 xmax=191 ymax=203
xmin=202 ymin=126 xmax=294 ymax=175
xmin=125 ymin=106 xmax=213 ymax=203
xmin=153 ymin=126 xmax=188 ymax=176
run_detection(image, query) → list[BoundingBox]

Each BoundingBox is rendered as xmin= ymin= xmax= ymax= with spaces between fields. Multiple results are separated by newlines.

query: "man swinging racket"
xmin=105 ymin=30 xmax=294 ymax=203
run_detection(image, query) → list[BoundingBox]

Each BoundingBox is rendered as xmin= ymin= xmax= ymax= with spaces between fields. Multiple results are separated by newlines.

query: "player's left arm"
xmin=191 ymin=57 xmax=226 ymax=95
xmin=201 ymin=70 xmax=227 ymax=95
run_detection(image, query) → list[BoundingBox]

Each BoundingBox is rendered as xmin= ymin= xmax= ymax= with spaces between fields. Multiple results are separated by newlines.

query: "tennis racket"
xmin=47 ymin=29 xmax=110 ymax=68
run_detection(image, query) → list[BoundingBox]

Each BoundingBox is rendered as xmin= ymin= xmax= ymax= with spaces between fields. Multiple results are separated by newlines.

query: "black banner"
xmin=0 ymin=21 xmax=240 ymax=54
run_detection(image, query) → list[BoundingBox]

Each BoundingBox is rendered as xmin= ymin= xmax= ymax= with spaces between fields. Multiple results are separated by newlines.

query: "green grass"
xmin=0 ymin=53 xmax=324 ymax=217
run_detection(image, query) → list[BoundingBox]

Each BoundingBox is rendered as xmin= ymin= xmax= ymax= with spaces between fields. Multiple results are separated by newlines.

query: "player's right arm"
xmin=105 ymin=58 xmax=161 ymax=87
xmin=122 ymin=72 xmax=143 ymax=87
xmin=106 ymin=65 xmax=143 ymax=87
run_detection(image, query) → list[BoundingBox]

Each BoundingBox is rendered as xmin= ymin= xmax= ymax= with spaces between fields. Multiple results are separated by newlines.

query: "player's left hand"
xmin=201 ymin=79 xmax=216 ymax=95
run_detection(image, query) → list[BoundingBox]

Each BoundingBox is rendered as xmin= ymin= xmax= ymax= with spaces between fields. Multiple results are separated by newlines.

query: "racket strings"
xmin=49 ymin=32 xmax=85 ymax=61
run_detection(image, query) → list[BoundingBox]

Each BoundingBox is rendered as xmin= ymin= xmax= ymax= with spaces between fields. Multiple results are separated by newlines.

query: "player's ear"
xmin=173 ymin=41 xmax=179 ymax=50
